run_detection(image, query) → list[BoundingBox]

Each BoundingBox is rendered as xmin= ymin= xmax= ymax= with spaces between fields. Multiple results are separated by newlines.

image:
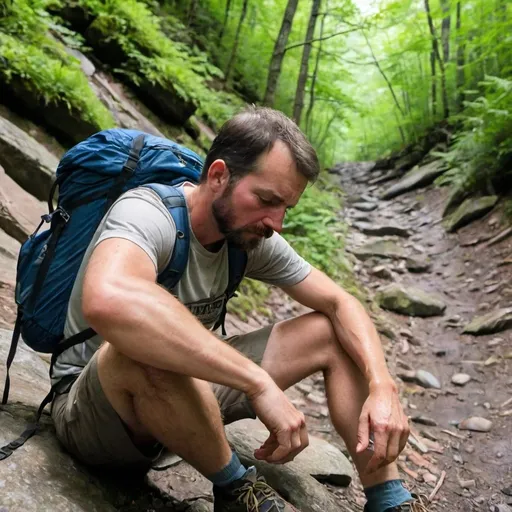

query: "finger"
xmin=398 ymin=417 xmax=410 ymax=455
xmin=254 ymin=434 xmax=278 ymax=460
xmin=364 ymin=429 xmax=388 ymax=474
xmin=384 ymin=428 xmax=401 ymax=466
xmin=266 ymin=430 xmax=293 ymax=463
xmin=356 ymin=411 xmax=370 ymax=453
xmin=273 ymin=428 xmax=302 ymax=464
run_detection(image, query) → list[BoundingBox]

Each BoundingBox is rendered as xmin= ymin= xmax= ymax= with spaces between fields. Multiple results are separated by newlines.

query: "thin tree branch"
xmin=281 ymin=27 xmax=361 ymax=54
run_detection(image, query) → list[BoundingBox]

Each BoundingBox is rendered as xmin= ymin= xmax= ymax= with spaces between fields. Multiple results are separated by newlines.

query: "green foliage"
xmin=57 ymin=0 xmax=245 ymax=128
xmin=0 ymin=0 xmax=114 ymax=130
xmin=228 ymin=279 xmax=272 ymax=321
xmin=282 ymin=177 xmax=356 ymax=290
xmin=435 ymin=75 xmax=512 ymax=194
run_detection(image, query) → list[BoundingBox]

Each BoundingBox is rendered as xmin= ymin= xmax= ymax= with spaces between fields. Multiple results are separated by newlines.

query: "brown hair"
xmin=201 ymin=106 xmax=319 ymax=183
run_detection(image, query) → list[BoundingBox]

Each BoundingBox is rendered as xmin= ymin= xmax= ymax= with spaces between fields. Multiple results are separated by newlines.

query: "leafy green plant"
xmin=435 ymin=75 xmax=512 ymax=195
xmin=0 ymin=0 xmax=114 ymax=131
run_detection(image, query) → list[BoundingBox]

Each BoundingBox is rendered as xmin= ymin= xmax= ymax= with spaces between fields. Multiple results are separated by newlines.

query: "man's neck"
xmin=183 ymin=183 xmax=225 ymax=249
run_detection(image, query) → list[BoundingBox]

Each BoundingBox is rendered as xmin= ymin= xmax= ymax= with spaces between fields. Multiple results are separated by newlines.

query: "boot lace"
xmin=233 ymin=479 xmax=286 ymax=512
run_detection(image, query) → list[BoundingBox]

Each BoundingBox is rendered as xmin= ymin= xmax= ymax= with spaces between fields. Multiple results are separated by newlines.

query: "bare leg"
xmin=260 ymin=312 xmax=401 ymax=488
xmin=96 ymin=342 xmax=232 ymax=476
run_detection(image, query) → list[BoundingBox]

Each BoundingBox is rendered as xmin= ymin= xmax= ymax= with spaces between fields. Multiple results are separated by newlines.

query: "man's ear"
xmin=206 ymin=159 xmax=230 ymax=194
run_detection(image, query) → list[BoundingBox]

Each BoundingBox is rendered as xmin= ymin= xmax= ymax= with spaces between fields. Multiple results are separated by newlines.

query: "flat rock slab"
xmin=151 ymin=420 xmax=355 ymax=511
xmin=352 ymin=239 xmax=406 ymax=261
xmin=0 ymin=165 xmax=47 ymax=244
xmin=376 ymin=284 xmax=446 ymax=317
xmin=353 ymin=202 xmax=378 ymax=212
xmin=445 ymin=195 xmax=498 ymax=232
xmin=0 ymin=115 xmax=58 ymax=201
xmin=353 ymin=222 xmax=411 ymax=238
xmin=381 ymin=160 xmax=446 ymax=200
xmin=463 ymin=308 xmax=512 ymax=335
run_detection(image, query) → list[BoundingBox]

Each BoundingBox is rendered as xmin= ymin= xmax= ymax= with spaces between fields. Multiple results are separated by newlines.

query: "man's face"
xmin=212 ymin=140 xmax=308 ymax=250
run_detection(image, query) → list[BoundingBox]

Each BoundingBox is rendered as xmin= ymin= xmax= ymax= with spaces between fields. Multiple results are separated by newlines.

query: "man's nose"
xmin=263 ymin=210 xmax=285 ymax=234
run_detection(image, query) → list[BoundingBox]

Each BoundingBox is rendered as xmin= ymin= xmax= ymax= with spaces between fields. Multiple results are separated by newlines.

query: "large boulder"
xmin=376 ymin=284 xmax=446 ymax=317
xmin=444 ymin=196 xmax=498 ymax=232
xmin=0 ymin=329 xmax=356 ymax=511
xmin=463 ymin=308 xmax=512 ymax=335
xmin=353 ymin=222 xmax=410 ymax=238
xmin=0 ymin=115 xmax=58 ymax=202
xmin=0 ymin=165 xmax=47 ymax=243
xmin=381 ymin=160 xmax=446 ymax=200
xmin=352 ymin=239 xmax=406 ymax=261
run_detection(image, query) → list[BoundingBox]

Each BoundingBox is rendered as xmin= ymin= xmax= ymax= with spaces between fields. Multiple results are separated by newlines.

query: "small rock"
xmin=502 ymin=486 xmax=512 ymax=497
xmin=353 ymin=202 xmax=378 ymax=212
xmin=422 ymin=472 xmax=437 ymax=487
xmin=465 ymin=444 xmax=475 ymax=454
xmin=453 ymin=453 xmax=464 ymax=464
xmin=307 ymin=392 xmax=327 ymax=405
xmin=296 ymin=382 xmax=313 ymax=394
xmin=452 ymin=373 xmax=472 ymax=386
xmin=491 ymin=505 xmax=512 ymax=512
xmin=458 ymin=416 xmax=493 ymax=432
xmin=415 ymin=369 xmax=441 ymax=389
xmin=411 ymin=415 xmax=437 ymax=426
xmin=459 ymin=479 xmax=476 ymax=489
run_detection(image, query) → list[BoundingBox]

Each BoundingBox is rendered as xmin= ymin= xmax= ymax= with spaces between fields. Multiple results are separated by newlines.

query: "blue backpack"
xmin=0 ymin=129 xmax=247 ymax=460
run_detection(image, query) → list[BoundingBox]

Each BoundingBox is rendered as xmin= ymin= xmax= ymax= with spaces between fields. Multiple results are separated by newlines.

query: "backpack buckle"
xmin=44 ymin=207 xmax=70 ymax=224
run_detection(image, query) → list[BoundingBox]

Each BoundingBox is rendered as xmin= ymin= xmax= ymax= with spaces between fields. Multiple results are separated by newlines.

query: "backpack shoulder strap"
xmin=213 ymin=244 xmax=248 ymax=335
xmin=144 ymin=184 xmax=190 ymax=289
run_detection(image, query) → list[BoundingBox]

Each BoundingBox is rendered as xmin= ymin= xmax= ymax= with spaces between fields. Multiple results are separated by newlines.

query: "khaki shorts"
xmin=51 ymin=325 xmax=273 ymax=468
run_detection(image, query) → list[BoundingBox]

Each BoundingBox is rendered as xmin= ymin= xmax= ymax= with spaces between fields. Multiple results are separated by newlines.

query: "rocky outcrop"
xmin=0 ymin=116 xmax=58 ymax=202
xmin=352 ymin=239 xmax=406 ymax=261
xmin=375 ymin=284 xmax=446 ymax=317
xmin=0 ymin=165 xmax=47 ymax=243
xmin=0 ymin=329 xmax=355 ymax=511
xmin=463 ymin=308 xmax=512 ymax=335
xmin=353 ymin=222 xmax=411 ymax=238
xmin=381 ymin=160 xmax=446 ymax=200
xmin=444 ymin=195 xmax=498 ymax=232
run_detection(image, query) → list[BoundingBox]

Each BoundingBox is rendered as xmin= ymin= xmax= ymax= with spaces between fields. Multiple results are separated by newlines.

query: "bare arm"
xmin=82 ymin=237 xmax=268 ymax=395
xmin=281 ymin=267 xmax=394 ymax=389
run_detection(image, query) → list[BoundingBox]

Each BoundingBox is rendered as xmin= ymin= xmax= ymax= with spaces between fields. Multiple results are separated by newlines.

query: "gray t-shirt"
xmin=52 ymin=185 xmax=311 ymax=387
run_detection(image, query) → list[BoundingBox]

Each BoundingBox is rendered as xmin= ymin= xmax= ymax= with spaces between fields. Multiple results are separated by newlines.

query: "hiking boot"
xmin=213 ymin=466 xmax=299 ymax=512
xmin=364 ymin=493 xmax=430 ymax=512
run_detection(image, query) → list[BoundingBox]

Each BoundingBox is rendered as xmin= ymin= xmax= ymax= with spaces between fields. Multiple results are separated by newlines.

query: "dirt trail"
xmin=294 ymin=162 xmax=512 ymax=511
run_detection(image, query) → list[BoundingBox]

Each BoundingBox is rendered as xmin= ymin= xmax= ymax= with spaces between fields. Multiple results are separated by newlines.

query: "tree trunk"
xmin=455 ymin=1 xmax=465 ymax=111
xmin=224 ymin=0 xmax=249 ymax=84
xmin=263 ymin=0 xmax=299 ymax=106
xmin=424 ymin=0 xmax=449 ymax=119
xmin=292 ymin=0 xmax=321 ymax=125
xmin=305 ymin=2 xmax=328 ymax=136
xmin=440 ymin=0 xmax=451 ymax=63
xmin=430 ymin=49 xmax=437 ymax=118
xmin=218 ymin=0 xmax=233 ymax=42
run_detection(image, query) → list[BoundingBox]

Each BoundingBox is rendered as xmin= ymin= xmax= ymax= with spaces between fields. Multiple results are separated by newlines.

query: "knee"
xmin=98 ymin=342 xmax=185 ymax=398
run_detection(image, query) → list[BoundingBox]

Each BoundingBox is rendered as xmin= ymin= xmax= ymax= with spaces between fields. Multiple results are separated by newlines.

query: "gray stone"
xmin=451 ymin=373 xmax=471 ymax=386
xmin=370 ymin=265 xmax=393 ymax=280
xmin=458 ymin=416 xmax=493 ymax=432
xmin=352 ymin=240 xmax=406 ymax=261
xmin=353 ymin=202 xmax=378 ymax=212
xmin=353 ymin=222 xmax=411 ymax=238
xmin=381 ymin=160 xmax=446 ymax=200
xmin=405 ymin=255 xmax=431 ymax=273
xmin=375 ymin=284 xmax=446 ymax=317
xmin=0 ymin=165 xmax=47 ymax=244
xmin=225 ymin=421 xmax=355 ymax=511
xmin=445 ymin=196 xmax=498 ymax=232
xmin=463 ymin=308 xmax=512 ymax=335
xmin=415 ymin=369 xmax=441 ymax=389
xmin=0 ymin=115 xmax=58 ymax=201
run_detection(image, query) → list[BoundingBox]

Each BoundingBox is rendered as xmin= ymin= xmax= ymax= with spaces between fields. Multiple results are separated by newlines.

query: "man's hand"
xmin=356 ymin=381 xmax=409 ymax=474
xmin=248 ymin=379 xmax=309 ymax=464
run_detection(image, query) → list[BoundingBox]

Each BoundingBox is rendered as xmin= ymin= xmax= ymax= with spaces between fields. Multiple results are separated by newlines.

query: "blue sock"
xmin=364 ymin=479 xmax=412 ymax=512
xmin=207 ymin=451 xmax=247 ymax=487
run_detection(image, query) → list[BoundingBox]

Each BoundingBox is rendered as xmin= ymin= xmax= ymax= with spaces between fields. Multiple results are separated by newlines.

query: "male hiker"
xmin=50 ymin=107 xmax=418 ymax=512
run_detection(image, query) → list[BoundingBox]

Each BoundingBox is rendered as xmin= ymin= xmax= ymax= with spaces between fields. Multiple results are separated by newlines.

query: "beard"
xmin=212 ymin=188 xmax=273 ymax=251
